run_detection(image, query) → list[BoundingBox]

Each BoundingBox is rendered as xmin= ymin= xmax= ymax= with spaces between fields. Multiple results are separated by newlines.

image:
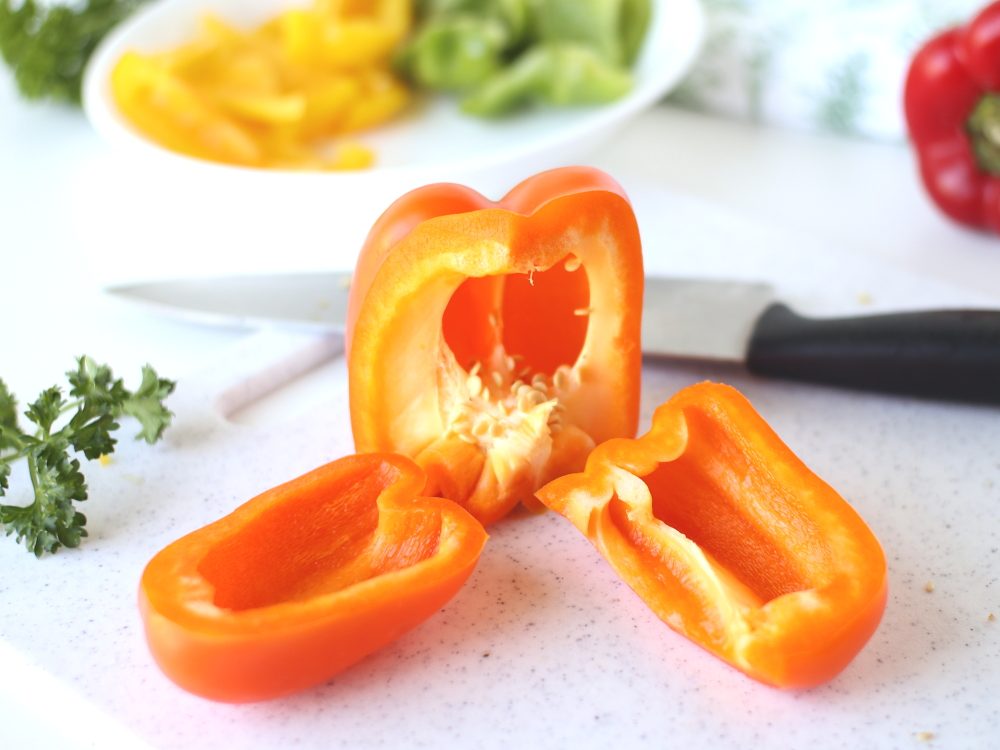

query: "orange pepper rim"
xmin=347 ymin=168 xmax=643 ymax=524
xmin=140 ymin=453 xmax=487 ymax=637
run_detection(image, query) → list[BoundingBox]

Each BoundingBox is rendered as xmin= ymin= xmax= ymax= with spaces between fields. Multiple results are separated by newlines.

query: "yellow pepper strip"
xmin=299 ymin=77 xmax=363 ymax=138
xmin=318 ymin=21 xmax=401 ymax=69
xmin=330 ymin=141 xmax=376 ymax=170
xmin=213 ymin=92 xmax=307 ymax=126
xmin=112 ymin=52 xmax=262 ymax=167
xmin=111 ymin=0 xmax=412 ymax=170
xmin=341 ymin=69 xmax=410 ymax=132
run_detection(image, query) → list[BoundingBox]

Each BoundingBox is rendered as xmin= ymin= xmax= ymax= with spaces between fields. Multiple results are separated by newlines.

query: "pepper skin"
xmin=140 ymin=454 xmax=487 ymax=702
xmin=536 ymin=382 xmax=887 ymax=689
xmin=904 ymin=0 xmax=1000 ymax=232
xmin=347 ymin=167 xmax=643 ymax=526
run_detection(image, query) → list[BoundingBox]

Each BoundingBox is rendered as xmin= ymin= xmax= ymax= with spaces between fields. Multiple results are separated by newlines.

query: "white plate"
xmin=84 ymin=0 xmax=704 ymax=184
xmin=79 ymin=0 xmax=703 ymax=278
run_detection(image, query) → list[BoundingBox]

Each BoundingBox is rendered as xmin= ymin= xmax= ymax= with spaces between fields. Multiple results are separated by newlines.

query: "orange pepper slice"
xmin=140 ymin=453 xmax=487 ymax=702
xmin=536 ymin=382 xmax=887 ymax=688
xmin=346 ymin=167 xmax=644 ymax=526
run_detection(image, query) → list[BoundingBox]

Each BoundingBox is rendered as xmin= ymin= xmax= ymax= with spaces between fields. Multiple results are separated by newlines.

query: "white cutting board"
xmin=1 ymin=185 xmax=998 ymax=749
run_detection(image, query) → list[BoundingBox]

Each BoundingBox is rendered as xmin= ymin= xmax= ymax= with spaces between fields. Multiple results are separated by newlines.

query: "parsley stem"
xmin=26 ymin=452 xmax=39 ymax=502
xmin=59 ymin=399 xmax=84 ymax=414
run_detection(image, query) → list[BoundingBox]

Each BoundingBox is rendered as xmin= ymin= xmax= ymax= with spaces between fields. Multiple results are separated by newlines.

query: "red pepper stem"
xmin=967 ymin=94 xmax=1000 ymax=175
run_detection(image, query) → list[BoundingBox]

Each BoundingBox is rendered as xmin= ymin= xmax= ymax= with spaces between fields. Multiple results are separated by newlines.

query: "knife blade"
xmin=107 ymin=273 xmax=1000 ymax=404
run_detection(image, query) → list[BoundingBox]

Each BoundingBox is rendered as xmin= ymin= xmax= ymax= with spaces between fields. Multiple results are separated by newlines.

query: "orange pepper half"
xmin=347 ymin=167 xmax=644 ymax=526
xmin=139 ymin=453 xmax=487 ymax=702
xmin=536 ymin=382 xmax=887 ymax=688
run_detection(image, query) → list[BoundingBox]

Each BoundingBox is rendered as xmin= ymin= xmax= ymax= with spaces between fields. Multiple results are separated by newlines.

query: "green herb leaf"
xmin=0 ymin=357 xmax=173 ymax=555
xmin=68 ymin=413 xmax=120 ymax=460
xmin=68 ymin=355 xmax=127 ymax=405
xmin=0 ymin=0 xmax=147 ymax=105
xmin=121 ymin=365 xmax=176 ymax=444
xmin=0 ymin=438 xmax=88 ymax=557
xmin=0 ymin=378 xmax=19 ymax=452
xmin=25 ymin=386 xmax=65 ymax=435
xmin=66 ymin=355 xmax=127 ymax=459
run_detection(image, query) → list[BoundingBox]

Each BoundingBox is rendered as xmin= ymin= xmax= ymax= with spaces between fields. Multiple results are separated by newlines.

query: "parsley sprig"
xmin=0 ymin=357 xmax=174 ymax=556
xmin=0 ymin=0 xmax=146 ymax=104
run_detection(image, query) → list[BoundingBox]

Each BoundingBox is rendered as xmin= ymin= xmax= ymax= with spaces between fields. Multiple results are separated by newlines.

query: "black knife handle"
xmin=745 ymin=304 xmax=1000 ymax=404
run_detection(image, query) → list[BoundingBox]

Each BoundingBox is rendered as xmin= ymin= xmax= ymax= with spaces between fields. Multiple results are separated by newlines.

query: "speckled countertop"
xmin=3 ymin=322 xmax=999 ymax=749
xmin=2 ymin=74 xmax=1000 ymax=748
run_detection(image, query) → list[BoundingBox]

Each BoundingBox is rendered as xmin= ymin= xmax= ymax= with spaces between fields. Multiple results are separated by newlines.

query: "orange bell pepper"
xmin=536 ymin=382 xmax=887 ymax=689
xmin=346 ymin=167 xmax=644 ymax=526
xmin=139 ymin=453 xmax=487 ymax=702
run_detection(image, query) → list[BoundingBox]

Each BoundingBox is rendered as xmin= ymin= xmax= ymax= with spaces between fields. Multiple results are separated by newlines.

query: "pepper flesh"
xmin=347 ymin=167 xmax=643 ymax=526
xmin=140 ymin=453 xmax=487 ymax=702
xmin=904 ymin=0 xmax=1000 ymax=232
xmin=536 ymin=382 xmax=887 ymax=688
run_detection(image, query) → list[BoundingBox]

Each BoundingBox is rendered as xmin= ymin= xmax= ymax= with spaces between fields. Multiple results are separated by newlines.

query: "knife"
xmin=107 ymin=273 xmax=1000 ymax=404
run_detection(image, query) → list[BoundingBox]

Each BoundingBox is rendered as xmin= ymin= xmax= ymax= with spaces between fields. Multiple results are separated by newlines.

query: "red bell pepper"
xmin=905 ymin=0 xmax=1000 ymax=232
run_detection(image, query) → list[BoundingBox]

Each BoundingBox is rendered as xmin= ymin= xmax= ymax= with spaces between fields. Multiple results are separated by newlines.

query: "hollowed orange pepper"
xmin=536 ymin=382 xmax=887 ymax=688
xmin=346 ymin=167 xmax=644 ymax=526
xmin=139 ymin=453 xmax=487 ymax=702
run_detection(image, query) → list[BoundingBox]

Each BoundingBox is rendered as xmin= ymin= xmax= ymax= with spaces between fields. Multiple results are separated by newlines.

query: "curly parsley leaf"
xmin=0 ymin=358 xmax=174 ymax=556
xmin=25 ymin=385 xmax=65 ymax=435
xmin=122 ymin=365 xmax=176 ymax=444
xmin=66 ymin=356 xmax=127 ymax=459
xmin=1 ymin=438 xmax=89 ymax=556
xmin=0 ymin=378 xmax=19 ymax=452
xmin=68 ymin=356 xmax=126 ymax=404
xmin=0 ymin=0 xmax=146 ymax=104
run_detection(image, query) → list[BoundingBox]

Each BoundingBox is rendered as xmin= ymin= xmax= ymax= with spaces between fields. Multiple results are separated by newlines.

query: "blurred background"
xmin=670 ymin=0 xmax=981 ymax=140
xmin=3 ymin=0 xmax=999 ymax=296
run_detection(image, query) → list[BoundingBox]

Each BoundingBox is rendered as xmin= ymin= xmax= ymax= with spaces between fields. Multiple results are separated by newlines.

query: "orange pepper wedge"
xmin=535 ymin=382 xmax=887 ymax=689
xmin=346 ymin=167 xmax=644 ymax=526
xmin=139 ymin=453 xmax=487 ymax=702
